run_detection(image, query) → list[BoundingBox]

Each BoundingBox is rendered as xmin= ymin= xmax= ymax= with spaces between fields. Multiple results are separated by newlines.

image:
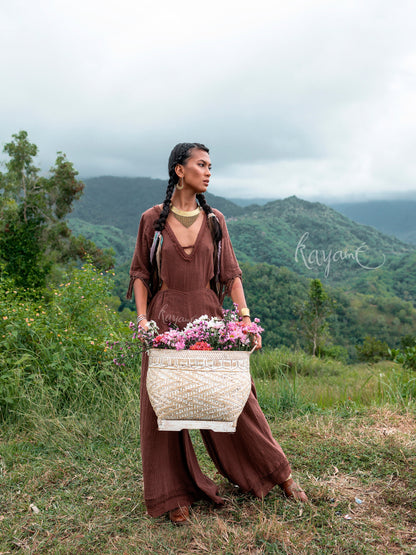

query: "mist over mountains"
xmin=330 ymin=200 xmax=416 ymax=245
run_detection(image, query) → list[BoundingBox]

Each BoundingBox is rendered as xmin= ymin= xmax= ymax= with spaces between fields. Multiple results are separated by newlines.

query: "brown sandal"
xmin=279 ymin=475 xmax=308 ymax=502
xmin=168 ymin=506 xmax=191 ymax=525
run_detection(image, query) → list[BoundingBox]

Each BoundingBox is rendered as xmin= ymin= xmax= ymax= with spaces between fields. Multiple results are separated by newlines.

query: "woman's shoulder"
xmin=211 ymin=207 xmax=225 ymax=222
xmin=140 ymin=204 xmax=162 ymax=223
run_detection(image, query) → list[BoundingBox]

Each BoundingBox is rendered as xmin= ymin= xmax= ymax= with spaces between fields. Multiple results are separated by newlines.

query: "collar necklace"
xmin=170 ymin=204 xmax=201 ymax=228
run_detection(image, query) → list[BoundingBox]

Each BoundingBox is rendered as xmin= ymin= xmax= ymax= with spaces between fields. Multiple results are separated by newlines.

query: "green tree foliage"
xmin=356 ymin=335 xmax=390 ymax=363
xmin=239 ymin=262 xmax=308 ymax=348
xmin=299 ymin=279 xmax=333 ymax=356
xmin=390 ymin=335 xmax=416 ymax=371
xmin=0 ymin=131 xmax=114 ymax=289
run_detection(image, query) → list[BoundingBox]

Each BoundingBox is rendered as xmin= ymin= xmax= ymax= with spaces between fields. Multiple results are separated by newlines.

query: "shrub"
xmin=356 ymin=335 xmax=390 ymax=363
xmin=390 ymin=345 xmax=416 ymax=372
xmin=0 ymin=263 xmax=132 ymax=420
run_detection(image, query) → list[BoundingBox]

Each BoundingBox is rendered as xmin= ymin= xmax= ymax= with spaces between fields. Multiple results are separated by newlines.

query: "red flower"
xmin=189 ymin=341 xmax=213 ymax=351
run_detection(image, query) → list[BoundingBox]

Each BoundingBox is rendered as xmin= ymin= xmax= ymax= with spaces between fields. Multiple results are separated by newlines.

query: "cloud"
xmin=1 ymin=0 xmax=416 ymax=199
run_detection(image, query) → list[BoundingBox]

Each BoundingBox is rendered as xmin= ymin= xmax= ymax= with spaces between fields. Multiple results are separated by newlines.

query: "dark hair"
xmin=154 ymin=142 xmax=208 ymax=232
xmin=151 ymin=142 xmax=223 ymax=296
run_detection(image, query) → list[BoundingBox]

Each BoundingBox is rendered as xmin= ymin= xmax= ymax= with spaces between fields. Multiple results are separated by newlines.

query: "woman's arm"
xmin=134 ymin=278 xmax=149 ymax=329
xmin=230 ymin=278 xmax=262 ymax=350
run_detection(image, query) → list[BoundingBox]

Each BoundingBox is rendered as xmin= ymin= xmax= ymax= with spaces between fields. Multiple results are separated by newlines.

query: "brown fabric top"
xmin=128 ymin=205 xmax=242 ymax=300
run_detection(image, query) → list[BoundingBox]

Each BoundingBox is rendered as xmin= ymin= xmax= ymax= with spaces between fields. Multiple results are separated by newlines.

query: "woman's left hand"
xmin=243 ymin=315 xmax=262 ymax=350
xmin=253 ymin=334 xmax=262 ymax=350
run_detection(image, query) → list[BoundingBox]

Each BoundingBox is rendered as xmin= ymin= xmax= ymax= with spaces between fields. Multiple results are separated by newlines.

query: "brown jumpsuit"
xmin=128 ymin=206 xmax=291 ymax=517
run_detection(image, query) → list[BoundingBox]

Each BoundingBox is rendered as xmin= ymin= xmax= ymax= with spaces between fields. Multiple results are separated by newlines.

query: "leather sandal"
xmin=168 ymin=506 xmax=190 ymax=525
xmin=279 ymin=475 xmax=308 ymax=502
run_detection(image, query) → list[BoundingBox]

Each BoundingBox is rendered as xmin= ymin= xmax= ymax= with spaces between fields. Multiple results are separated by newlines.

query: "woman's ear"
xmin=175 ymin=164 xmax=184 ymax=178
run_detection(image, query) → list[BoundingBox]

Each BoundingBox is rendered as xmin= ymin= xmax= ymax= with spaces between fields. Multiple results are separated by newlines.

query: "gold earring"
xmin=176 ymin=178 xmax=184 ymax=190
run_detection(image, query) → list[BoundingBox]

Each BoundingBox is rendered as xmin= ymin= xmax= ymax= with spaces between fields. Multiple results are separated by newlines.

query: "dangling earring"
xmin=176 ymin=178 xmax=184 ymax=190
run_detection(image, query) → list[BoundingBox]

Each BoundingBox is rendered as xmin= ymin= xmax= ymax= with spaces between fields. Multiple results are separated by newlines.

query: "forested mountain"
xmin=67 ymin=218 xmax=136 ymax=265
xmin=67 ymin=176 xmax=416 ymax=353
xmin=69 ymin=177 xmax=416 ymax=302
xmin=330 ymin=200 xmax=416 ymax=245
xmin=226 ymin=196 xmax=416 ymax=303
xmin=228 ymin=197 xmax=274 ymax=207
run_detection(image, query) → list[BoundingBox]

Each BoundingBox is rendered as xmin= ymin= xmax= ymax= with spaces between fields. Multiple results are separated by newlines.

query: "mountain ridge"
xmin=67 ymin=176 xmax=416 ymax=349
xmin=68 ymin=176 xmax=416 ymax=305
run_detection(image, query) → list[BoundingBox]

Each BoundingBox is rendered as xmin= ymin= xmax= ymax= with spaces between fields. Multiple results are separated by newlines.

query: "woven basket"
xmin=147 ymin=348 xmax=252 ymax=432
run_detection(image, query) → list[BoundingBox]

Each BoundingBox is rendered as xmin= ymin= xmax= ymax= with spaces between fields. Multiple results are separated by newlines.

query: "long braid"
xmin=197 ymin=193 xmax=223 ymax=295
xmin=154 ymin=177 xmax=175 ymax=232
xmin=196 ymin=193 xmax=222 ymax=244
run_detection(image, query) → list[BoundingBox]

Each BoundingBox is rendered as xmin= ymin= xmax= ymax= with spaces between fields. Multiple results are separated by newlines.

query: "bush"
xmin=316 ymin=344 xmax=349 ymax=363
xmin=356 ymin=336 xmax=390 ymax=363
xmin=0 ymin=263 xmax=133 ymax=420
xmin=390 ymin=345 xmax=416 ymax=372
xmin=400 ymin=334 xmax=416 ymax=350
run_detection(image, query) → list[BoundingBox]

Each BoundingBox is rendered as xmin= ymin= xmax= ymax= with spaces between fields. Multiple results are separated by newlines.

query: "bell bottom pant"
xmin=140 ymin=353 xmax=291 ymax=517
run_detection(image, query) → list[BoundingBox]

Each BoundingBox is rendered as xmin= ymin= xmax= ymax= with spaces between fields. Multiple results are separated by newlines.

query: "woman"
xmin=127 ymin=142 xmax=307 ymax=524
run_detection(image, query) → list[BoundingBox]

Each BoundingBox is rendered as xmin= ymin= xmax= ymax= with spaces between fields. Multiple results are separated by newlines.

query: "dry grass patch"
xmin=1 ymin=406 xmax=415 ymax=554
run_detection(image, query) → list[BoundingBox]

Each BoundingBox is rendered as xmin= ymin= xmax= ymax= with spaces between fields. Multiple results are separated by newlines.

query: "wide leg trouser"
xmin=140 ymin=353 xmax=291 ymax=518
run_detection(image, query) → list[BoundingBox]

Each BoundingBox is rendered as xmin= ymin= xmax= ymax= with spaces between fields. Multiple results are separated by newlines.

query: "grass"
xmin=252 ymin=349 xmax=416 ymax=411
xmin=1 ymin=358 xmax=415 ymax=554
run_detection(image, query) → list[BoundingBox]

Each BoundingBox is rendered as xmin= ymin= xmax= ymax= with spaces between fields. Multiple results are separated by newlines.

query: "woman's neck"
xmin=171 ymin=190 xmax=198 ymax=211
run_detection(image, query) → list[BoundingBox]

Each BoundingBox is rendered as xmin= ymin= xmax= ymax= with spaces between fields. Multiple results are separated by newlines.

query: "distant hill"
xmin=71 ymin=176 xmax=243 ymax=236
xmin=226 ymin=196 xmax=416 ymax=302
xmin=67 ymin=218 xmax=135 ymax=265
xmin=67 ymin=180 xmax=416 ymax=349
xmin=68 ymin=177 xmax=416 ymax=307
xmin=330 ymin=200 xmax=416 ymax=245
xmin=227 ymin=197 xmax=276 ymax=207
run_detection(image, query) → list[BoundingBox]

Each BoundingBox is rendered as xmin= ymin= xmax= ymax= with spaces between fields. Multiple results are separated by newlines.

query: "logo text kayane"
xmin=295 ymin=232 xmax=386 ymax=277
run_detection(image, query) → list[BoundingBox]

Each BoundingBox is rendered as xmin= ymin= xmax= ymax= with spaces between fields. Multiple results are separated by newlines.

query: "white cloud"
xmin=1 ymin=0 xmax=416 ymax=199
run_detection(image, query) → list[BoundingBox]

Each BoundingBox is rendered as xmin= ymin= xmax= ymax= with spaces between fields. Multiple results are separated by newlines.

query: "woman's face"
xmin=177 ymin=149 xmax=212 ymax=194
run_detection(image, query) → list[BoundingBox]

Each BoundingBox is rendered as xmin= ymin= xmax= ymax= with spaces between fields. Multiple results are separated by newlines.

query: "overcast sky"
xmin=1 ymin=0 xmax=416 ymax=201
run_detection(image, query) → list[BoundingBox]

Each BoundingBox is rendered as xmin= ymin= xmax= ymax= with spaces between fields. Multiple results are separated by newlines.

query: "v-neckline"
xmin=162 ymin=208 xmax=207 ymax=261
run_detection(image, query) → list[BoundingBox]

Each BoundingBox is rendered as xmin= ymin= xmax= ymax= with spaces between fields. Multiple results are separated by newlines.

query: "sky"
xmin=1 ymin=0 xmax=416 ymax=201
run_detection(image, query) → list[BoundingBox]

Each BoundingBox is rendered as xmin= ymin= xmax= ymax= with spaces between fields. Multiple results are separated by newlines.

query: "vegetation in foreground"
xmin=1 ymin=393 xmax=415 ymax=554
xmin=1 ymin=132 xmax=415 ymax=552
xmin=0 ymin=264 xmax=415 ymax=553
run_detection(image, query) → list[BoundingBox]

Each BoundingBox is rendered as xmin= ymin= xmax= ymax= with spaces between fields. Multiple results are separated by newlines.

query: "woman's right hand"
xmin=138 ymin=319 xmax=149 ymax=331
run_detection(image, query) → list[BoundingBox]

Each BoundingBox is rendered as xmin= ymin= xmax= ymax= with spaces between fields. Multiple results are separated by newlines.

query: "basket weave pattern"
xmin=147 ymin=349 xmax=251 ymax=430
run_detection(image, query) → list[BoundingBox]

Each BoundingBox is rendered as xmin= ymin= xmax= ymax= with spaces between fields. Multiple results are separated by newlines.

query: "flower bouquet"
xmin=131 ymin=308 xmax=263 ymax=432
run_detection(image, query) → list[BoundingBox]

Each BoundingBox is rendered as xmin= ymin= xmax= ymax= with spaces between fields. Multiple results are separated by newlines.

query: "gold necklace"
xmin=170 ymin=204 xmax=201 ymax=228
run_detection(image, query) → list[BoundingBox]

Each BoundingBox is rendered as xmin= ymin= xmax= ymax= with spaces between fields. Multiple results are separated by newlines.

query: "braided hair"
xmin=150 ymin=142 xmax=223 ymax=297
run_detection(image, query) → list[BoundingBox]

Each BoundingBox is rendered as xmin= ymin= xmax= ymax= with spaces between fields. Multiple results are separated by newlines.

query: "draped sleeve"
xmin=126 ymin=206 xmax=158 ymax=300
xmin=213 ymin=209 xmax=242 ymax=299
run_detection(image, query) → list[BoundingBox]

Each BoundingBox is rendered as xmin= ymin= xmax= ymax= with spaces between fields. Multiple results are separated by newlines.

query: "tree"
xmin=299 ymin=278 xmax=333 ymax=356
xmin=0 ymin=131 xmax=113 ymax=289
xmin=356 ymin=335 xmax=390 ymax=363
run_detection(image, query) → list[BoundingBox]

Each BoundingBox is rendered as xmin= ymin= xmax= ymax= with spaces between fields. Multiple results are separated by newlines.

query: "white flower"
xmin=207 ymin=318 xmax=224 ymax=329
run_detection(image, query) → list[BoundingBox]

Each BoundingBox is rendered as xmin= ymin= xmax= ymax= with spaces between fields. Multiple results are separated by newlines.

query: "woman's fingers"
xmin=255 ymin=334 xmax=262 ymax=350
xmin=252 ymin=334 xmax=262 ymax=350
